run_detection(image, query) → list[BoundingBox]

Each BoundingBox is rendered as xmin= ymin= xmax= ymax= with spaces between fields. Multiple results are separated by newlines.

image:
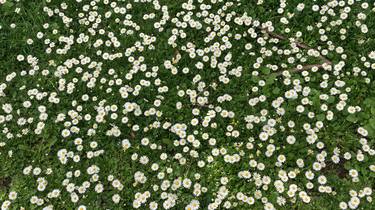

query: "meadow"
xmin=0 ymin=0 xmax=375 ymax=209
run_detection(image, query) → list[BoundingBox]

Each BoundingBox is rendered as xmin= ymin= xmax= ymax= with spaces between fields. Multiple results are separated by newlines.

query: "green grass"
xmin=0 ymin=0 xmax=375 ymax=209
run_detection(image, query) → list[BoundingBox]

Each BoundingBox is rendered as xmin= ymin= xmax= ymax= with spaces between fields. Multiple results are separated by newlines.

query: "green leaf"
xmin=51 ymin=23 xmax=60 ymax=30
xmin=327 ymin=96 xmax=335 ymax=104
xmin=369 ymin=118 xmax=375 ymax=129
xmin=265 ymin=73 xmax=277 ymax=85
xmin=358 ymin=112 xmax=369 ymax=120
xmin=272 ymin=87 xmax=280 ymax=95
xmin=311 ymin=92 xmax=321 ymax=107
xmin=371 ymin=107 xmax=375 ymax=115
xmin=316 ymin=114 xmax=325 ymax=121
xmin=364 ymin=98 xmax=375 ymax=107
xmin=162 ymin=138 xmax=172 ymax=146
xmin=346 ymin=115 xmax=358 ymax=123
xmin=251 ymin=76 xmax=260 ymax=83
xmin=2 ymin=1 xmax=14 ymax=8
xmin=364 ymin=124 xmax=375 ymax=137
xmin=260 ymin=67 xmax=271 ymax=75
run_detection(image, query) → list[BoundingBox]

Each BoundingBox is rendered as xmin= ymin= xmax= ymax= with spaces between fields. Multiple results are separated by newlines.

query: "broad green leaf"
xmin=346 ymin=115 xmax=358 ymax=123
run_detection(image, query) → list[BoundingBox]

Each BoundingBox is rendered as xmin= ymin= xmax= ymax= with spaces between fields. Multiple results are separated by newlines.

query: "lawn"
xmin=0 ymin=0 xmax=375 ymax=209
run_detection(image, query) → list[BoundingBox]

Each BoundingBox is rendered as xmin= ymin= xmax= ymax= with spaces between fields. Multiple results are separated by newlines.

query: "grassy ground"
xmin=0 ymin=0 xmax=375 ymax=209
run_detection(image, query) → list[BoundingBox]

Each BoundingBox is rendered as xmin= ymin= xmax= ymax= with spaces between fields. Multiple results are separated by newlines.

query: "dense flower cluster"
xmin=0 ymin=0 xmax=374 ymax=209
